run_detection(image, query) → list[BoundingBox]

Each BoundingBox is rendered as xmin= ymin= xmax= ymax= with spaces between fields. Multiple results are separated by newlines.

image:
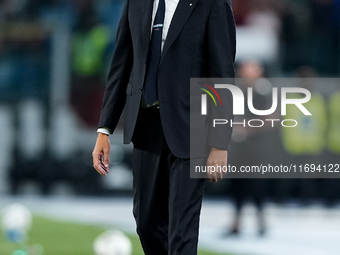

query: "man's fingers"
xmin=212 ymin=164 xmax=218 ymax=182
xmin=206 ymin=148 xmax=228 ymax=182
xmin=207 ymin=163 xmax=218 ymax=182
xmin=103 ymin=150 xmax=110 ymax=173
xmin=207 ymin=161 xmax=227 ymax=182
xmin=217 ymin=165 xmax=222 ymax=181
xmin=92 ymin=134 xmax=111 ymax=176
xmin=219 ymin=161 xmax=227 ymax=179
xmin=93 ymin=152 xmax=107 ymax=176
xmin=207 ymin=167 xmax=212 ymax=182
xmin=94 ymin=163 xmax=107 ymax=176
xmin=218 ymin=164 xmax=224 ymax=180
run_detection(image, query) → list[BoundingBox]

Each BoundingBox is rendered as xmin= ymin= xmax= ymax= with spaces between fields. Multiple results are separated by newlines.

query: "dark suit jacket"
xmin=98 ymin=0 xmax=236 ymax=159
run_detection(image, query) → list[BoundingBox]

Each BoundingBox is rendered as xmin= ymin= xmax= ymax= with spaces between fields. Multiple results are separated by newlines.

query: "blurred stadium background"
xmin=0 ymin=0 xmax=339 ymax=254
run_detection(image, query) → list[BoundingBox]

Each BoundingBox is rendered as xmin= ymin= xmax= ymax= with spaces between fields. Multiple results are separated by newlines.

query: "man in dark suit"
xmin=93 ymin=0 xmax=236 ymax=254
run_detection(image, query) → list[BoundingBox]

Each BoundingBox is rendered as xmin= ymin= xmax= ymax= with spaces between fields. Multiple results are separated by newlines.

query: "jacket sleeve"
xmin=98 ymin=0 xmax=133 ymax=133
xmin=206 ymin=0 xmax=236 ymax=150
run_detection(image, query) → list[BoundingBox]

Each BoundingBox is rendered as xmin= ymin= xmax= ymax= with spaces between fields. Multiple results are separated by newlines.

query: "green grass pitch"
xmin=0 ymin=216 xmax=233 ymax=255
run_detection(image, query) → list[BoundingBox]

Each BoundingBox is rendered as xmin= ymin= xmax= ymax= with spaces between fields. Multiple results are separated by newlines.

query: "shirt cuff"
xmin=97 ymin=128 xmax=111 ymax=135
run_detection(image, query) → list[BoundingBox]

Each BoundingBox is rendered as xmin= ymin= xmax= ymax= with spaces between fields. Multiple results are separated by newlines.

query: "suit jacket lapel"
xmin=160 ymin=0 xmax=198 ymax=65
xmin=142 ymin=0 xmax=154 ymax=60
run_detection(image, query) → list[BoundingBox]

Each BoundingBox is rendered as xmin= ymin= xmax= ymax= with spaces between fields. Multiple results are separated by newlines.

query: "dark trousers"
xmin=131 ymin=107 xmax=206 ymax=255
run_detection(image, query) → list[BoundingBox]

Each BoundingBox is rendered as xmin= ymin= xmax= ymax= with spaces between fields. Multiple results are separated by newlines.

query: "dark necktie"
xmin=143 ymin=0 xmax=165 ymax=105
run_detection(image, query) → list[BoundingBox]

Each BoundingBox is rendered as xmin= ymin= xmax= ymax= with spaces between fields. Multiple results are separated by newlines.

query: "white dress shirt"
xmin=98 ymin=0 xmax=180 ymax=135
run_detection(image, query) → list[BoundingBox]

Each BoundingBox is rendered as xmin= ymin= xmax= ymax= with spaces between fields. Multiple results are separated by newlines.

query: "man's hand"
xmin=207 ymin=147 xmax=228 ymax=182
xmin=92 ymin=133 xmax=111 ymax=176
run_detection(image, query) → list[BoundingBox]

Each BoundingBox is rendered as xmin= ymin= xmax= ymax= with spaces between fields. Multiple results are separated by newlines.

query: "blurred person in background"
xmin=226 ymin=60 xmax=272 ymax=236
xmin=281 ymin=66 xmax=327 ymax=203
xmin=324 ymin=88 xmax=340 ymax=206
xmin=70 ymin=0 xmax=112 ymax=128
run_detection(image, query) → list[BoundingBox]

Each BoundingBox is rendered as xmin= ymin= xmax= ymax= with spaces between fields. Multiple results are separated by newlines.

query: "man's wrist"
xmin=97 ymin=128 xmax=111 ymax=136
